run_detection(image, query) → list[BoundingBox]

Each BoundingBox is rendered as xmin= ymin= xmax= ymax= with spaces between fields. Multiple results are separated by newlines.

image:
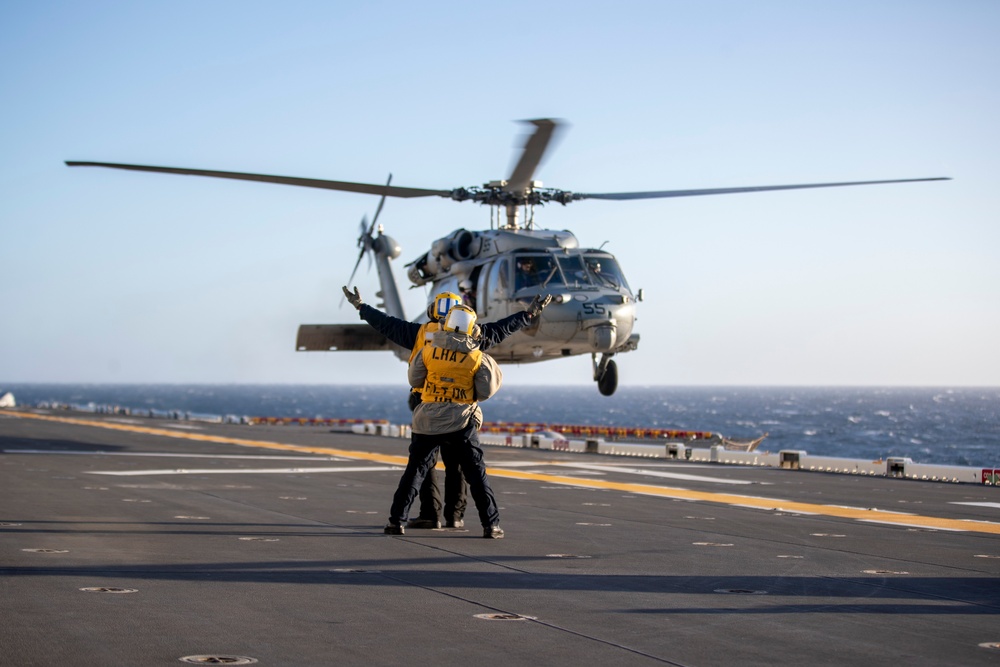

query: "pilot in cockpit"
xmin=587 ymin=259 xmax=618 ymax=288
xmin=515 ymin=258 xmax=539 ymax=290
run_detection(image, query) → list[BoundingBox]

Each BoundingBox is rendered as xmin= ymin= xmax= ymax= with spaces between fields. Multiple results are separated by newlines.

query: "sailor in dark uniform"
xmin=343 ymin=286 xmax=550 ymax=528
xmin=384 ymin=304 xmax=505 ymax=538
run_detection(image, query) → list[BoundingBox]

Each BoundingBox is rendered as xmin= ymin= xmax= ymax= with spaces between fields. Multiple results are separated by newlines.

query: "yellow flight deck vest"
xmin=409 ymin=321 xmax=442 ymax=363
xmin=421 ymin=344 xmax=483 ymax=404
xmin=409 ymin=322 xmax=443 ymax=401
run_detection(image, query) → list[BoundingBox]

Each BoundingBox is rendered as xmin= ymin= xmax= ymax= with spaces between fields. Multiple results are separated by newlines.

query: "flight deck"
xmin=2 ymin=408 xmax=999 ymax=666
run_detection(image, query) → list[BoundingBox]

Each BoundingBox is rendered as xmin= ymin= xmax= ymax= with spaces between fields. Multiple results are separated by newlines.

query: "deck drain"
xmin=178 ymin=656 xmax=258 ymax=665
xmin=777 ymin=555 xmax=804 ymax=559
xmin=693 ymin=542 xmax=734 ymax=547
xmin=978 ymin=643 xmax=1000 ymax=651
xmin=474 ymin=613 xmax=536 ymax=621
xmin=546 ymin=554 xmax=592 ymax=559
xmin=862 ymin=569 xmax=910 ymax=575
xmin=175 ymin=515 xmax=211 ymax=520
xmin=238 ymin=537 xmax=279 ymax=542
xmin=975 ymin=555 xmax=1000 ymax=559
xmin=1 ymin=522 xmax=23 ymax=526
xmin=22 ymin=548 xmax=69 ymax=553
xmin=810 ymin=533 xmax=846 ymax=538
xmin=331 ymin=568 xmax=381 ymax=573
xmin=575 ymin=522 xmax=611 ymax=526
xmin=715 ymin=589 xmax=768 ymax=595
xmin=80 ymin=587 xmax=138 ymax=594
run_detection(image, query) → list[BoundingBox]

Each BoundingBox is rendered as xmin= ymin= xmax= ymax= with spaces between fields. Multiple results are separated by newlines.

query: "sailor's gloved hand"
xmin=527 ymin=294 xmax=553 ymax=317
xmin=342 ymin=286 xmax=364 ymax=310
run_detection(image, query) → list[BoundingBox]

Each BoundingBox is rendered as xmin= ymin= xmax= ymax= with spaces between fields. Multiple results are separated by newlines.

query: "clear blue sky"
xmin=2 ymin=1 xmax=997 ymax=387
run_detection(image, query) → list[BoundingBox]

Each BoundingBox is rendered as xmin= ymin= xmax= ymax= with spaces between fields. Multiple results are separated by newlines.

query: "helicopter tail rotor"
xmin=340 ymin=174 xmax=392 ymax=307
xmin=343 ymin=216 xmax=371 ymax=292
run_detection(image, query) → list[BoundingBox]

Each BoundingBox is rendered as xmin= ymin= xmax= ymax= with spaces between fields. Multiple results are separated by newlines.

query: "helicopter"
xmin=66 ymin=119 xmax=948 ymax=395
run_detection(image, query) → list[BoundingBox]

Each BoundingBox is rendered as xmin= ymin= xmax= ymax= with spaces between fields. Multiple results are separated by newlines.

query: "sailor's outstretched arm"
xmin=343 ymin=286 xmax=421 ymax=349
xmin=478 ymin=295 xmax=552 ymax=350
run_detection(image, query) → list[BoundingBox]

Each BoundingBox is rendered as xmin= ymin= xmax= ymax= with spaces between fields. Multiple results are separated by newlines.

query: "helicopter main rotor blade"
xmin=506 ymin=119 xmax=561 ymax=196
xmin=571 ymin=177 xmax=950 ymax=201
xmin=65 ymin=162 xmax=451 ymax=199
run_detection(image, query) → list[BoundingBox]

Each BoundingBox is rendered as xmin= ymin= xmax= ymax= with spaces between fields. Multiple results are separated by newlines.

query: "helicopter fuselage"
xmin=405 ymin=227 xmax=640 ymax=366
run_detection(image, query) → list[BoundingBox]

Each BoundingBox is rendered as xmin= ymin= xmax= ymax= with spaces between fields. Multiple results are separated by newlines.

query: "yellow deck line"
xmin=10 ymin=411 xmax=1000 ymax=535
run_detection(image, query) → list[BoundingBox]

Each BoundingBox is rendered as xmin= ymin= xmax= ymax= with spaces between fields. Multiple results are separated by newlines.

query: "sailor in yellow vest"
xmin=385 ymin=304 xmax=505 ymax=538
xmin=344 ymin=286 xmax=550 ymax=529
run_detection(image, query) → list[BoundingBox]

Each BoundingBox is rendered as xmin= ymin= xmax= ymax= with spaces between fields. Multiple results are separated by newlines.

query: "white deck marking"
xmin=950 ymin=502 xmax=1000 ymax=509
xmin=88 ymin=465 xmax=402 ymax=476
xmin=861 ymin=519 xmax=964 ymax=532
xmin=4 ymin=449 xmax=349 ymax=461
xmin=547 ymin=461 xmax=753 ymax=485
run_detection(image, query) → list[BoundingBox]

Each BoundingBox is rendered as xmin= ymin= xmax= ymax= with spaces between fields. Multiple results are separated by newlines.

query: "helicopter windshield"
xmin=582 ymin=254 xmax=629 ymax=291
xmin=557 ymin=254 xmax=630 ymax=291
xmin=513 ymin=252 xmax=630 ymax=292
xmin=556 ymin=255 xmax=587 ymax=286
xmin=514 ymin=254 xmax=558 ymax=291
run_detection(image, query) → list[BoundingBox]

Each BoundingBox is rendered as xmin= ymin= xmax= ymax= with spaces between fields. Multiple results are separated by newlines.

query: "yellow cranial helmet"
xmin=427 ymin=291 xmax=462 ymax=321
xmin=444 ymin=304 xmax=477 ymax=336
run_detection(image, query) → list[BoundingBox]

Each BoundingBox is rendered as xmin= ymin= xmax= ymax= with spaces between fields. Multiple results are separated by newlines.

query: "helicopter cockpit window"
xmin=514 ymin=255 xmax=558 ymax=291
xmin=583 ymin=255 xmax=629 ymax=291
xmin=556 ymin=255 xmax=587 ymax=286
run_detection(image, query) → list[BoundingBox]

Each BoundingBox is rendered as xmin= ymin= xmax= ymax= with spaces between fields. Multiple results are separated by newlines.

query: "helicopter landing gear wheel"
xmin=598 ymin=360 xmax=618 ymax=396
xmin=593 ymin=353 xmax=618 ymax=396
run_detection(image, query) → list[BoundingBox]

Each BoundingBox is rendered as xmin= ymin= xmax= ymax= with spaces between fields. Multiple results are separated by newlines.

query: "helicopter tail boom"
xmin=296 ymin=324 xmax=404 ymax=355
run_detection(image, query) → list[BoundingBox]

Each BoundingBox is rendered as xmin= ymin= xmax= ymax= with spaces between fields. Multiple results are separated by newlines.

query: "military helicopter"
xmin=66 ymin=119 xmax=948 ymax=395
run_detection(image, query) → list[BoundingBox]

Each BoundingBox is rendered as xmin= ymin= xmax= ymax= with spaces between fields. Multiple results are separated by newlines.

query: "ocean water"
xmin=4 ymin=384 xmax=999 ymax=469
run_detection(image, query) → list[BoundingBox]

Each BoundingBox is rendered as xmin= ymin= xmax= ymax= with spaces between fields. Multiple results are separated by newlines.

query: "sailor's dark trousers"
xmin=415 ymin=450 xmax=468 ymax=523
xmin=389 ymin=422 xmax=499 ymax=528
